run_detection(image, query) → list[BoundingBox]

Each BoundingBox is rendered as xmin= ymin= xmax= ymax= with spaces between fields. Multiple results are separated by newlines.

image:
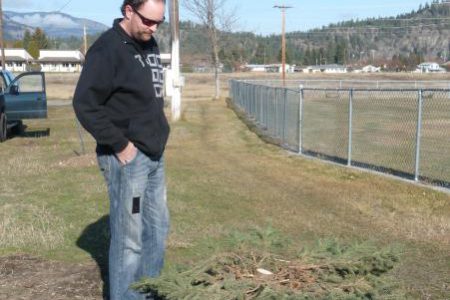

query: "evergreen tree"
xmin=27 ymin=40 xmax=39 ymax=59
xmin=335 ymin=42 xmax=347 ymax=64
xmin=326 ymin=42 xmax=336 ymax=64
xmin=32 ymin=28 xmax=49 ymax=50
xmin=303 ymin=47 xmax=312 ymax=65
xmin=22 ymin=29 xmax=31 ymax=49
xmin=13 ymin=40 xmax=23 ymax=48
xmin=252 ymin=43 xmax=266 ymax=64
xmin=22 ymin=28 xmax=49 ymax=58
xmin=311 ymin=48 xmax=318 ymax=65
xmin=277 ymin=47 xmax=291 ymax=64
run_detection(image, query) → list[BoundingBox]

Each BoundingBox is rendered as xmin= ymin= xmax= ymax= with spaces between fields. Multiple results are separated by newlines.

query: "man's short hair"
xmin=121 ymin=0 xmax=166 ymax=16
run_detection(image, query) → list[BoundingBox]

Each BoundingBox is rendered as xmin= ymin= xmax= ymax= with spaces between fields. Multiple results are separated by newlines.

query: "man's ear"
xmin=124 ymin=5 xmax=133 ymax=20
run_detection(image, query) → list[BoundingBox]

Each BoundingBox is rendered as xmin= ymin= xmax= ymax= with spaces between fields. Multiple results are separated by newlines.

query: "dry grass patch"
xmin=0 ymin=204 xmax=66 ymax=251
xmin=45 ymin=73 xmax=80 ymax=100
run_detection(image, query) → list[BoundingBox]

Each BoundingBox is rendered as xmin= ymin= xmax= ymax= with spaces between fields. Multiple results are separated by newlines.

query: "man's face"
xmin=126 ymin=0 xmax=165 ymax=42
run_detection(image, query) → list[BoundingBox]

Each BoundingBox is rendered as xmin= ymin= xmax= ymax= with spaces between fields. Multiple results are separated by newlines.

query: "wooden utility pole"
xmin=170 ymin=0 xmax=181 ymax=121
xmin=274 ymin=5 xmax=292 ymax=86
xmin=0 ymin=0 xmax=6 ymax=70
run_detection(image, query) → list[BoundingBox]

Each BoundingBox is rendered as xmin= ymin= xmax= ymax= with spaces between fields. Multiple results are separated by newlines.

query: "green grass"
xmin=1 ymin=75 xmax=450 ymax=298
xmin=249 ymin=87 xmax=450 ymax=183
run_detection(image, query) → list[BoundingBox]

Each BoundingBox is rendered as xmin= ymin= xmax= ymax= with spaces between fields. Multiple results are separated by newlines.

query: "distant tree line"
xmin=6 ymin=1 xmax=449 ymax=71
xmin=9 ymin=28 xmax=102 ymax=59
xmin=12 ymin=28 xmax=49 ymax=59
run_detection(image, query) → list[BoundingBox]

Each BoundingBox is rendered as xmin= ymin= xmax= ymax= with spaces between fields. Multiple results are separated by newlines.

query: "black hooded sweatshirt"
xmin=73 ymin=19 xmax=170 ymax=160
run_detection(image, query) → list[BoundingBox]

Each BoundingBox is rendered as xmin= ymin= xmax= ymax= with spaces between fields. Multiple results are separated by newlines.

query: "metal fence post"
xmin=275 ymin=88 xmax=279 ymax=137
xmin=282 ymin=88 xmax=287 ymax=144
xmin=414 ymin=89 xmax=424 ymax=182
xmin=75 ymin=119 xmax=86 ymax=155
xmin=298 ymin=85 xmax=304 ymax=154
xmin=347 ymin=89 xmax=353 ymax=166
xmin=265 ymin=86 xmax=268 ymax=127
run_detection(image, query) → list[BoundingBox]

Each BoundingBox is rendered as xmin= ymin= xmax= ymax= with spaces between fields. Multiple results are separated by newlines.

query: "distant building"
xmin=416 ymin=62 xmax=446 ymax=73
xmin=304 ymin=64 xmax=347 ymax=74
xmin=38 ymin=50 xmax=85 ymax=73
xmin=1 ymin=48 xmax=34 ymax=72
xmin=192 ymin=63 xmax=223 ymax=73
xmin=265 ymin=64 xmax=294 ymax=73
xmin=242 ymin=64 xmax=268 ymax=72
xmin=362 ymin=65 xmax=381 ymax=73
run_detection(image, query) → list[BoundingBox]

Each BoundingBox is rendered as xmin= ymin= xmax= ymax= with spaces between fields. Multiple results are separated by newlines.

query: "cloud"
xmin=11 ymin=13 xmax=79 ymax=29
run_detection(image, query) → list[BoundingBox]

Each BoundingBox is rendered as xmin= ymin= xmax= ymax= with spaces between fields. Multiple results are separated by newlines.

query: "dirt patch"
xmin=0 ymin=255 xmax=103 ymax=300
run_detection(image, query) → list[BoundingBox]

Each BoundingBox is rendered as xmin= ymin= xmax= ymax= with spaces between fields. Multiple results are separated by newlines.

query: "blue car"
xmin=0 ymin=70 xmax=47 ymax=141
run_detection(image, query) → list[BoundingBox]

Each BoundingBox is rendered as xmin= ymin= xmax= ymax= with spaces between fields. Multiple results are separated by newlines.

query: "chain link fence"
xmin=240 ymin=79 xmax=450 ymax=89
xmin=229 ymin=80 xmax=450 ymax=189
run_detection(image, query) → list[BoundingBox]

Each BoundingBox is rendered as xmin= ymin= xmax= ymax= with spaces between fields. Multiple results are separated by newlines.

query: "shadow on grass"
xmin=76 ymin=215 xmax=110 ymax=300
xmin=7 ymin=124 xmax=51 ymax=139
xmin=19 ymin=128 xmax=51 ymax=138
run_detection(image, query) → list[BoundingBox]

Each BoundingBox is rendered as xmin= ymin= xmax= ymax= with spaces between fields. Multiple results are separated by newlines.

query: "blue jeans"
xmin=97 ymin=150 xmax=169 ymax=300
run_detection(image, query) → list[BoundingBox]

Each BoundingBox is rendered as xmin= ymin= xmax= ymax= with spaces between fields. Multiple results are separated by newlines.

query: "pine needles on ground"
xmin=133 ymin=228 xmax=404 ymax=299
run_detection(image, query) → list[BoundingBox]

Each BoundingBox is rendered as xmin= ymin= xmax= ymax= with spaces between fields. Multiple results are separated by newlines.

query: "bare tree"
xmin=182 ymin=0 xmax=235 ymax=100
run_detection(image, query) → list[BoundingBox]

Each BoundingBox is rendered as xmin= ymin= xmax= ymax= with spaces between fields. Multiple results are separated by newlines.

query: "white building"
xmin=1 ymin=48 xmax=34 ymax=72
xmin=38 ymin=50 xmax=85 ymax=73
xmin=242 ymin=64 xmax=268 ymax=72
xmin=304 ymin=64 xmax=347 ymax=74
xmin=265 ymin=64 xmax=294 ymax=73
xmin=362 ymin=65 xmax=381 ymax=73
xmin=416 ymin=62 xmax=445 ymax=73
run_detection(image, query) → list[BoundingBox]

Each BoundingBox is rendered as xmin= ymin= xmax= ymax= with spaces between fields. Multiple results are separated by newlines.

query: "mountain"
xmin=281 ymin=1 xmax=450 ymax=67
xmin=6 ymin=2 xmax=450 ymax=71
xmin=161 ymin=1 xmax=450 ymax=71
xmin=3 ymin=11 xmax=109 ymax=39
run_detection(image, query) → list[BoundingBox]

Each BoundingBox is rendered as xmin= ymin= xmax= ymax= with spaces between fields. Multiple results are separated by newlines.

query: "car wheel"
xmin=0 ymin=112 xmax=6 ymax=142
xmin=11 ymin=120 xmax=24 ymax=136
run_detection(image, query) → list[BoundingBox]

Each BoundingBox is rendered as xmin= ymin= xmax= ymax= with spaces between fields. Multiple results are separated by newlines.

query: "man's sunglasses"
xmin=132 ymin=7 xmax=165 ymax=27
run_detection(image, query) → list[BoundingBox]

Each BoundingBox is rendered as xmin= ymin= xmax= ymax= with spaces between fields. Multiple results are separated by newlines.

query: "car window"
xmin=4 ymin=71 xmax=15 ymax=86
xmin=12 ymin=73 xmax=44 ymax=93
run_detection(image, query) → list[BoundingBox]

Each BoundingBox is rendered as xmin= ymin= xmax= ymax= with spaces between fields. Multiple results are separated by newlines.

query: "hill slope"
xmin=4 ymin=11 xmax=108 ymax=39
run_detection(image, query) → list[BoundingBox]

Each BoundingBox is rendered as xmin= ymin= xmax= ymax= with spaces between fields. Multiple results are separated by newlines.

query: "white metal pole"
xmin=170 ymin=0 xmax=181 ymax=121
xmin=347 ymin=89 xmax=353 ymax=166
xmin=414 ymin=89 xmax=423 ymax=182
xmin=83 ymin=23 xmax=88 ymax=55
xmin=298 ymin=85 xmax=304 ymax=154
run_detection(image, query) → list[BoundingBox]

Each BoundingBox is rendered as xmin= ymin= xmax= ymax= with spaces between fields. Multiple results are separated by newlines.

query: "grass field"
xmin=0 ymin=73 xmax=450 ymax=299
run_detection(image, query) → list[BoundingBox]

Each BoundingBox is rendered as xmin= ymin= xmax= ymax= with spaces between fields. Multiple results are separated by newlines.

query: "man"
xmin=73 ymin=0 xmax=170 ymax=299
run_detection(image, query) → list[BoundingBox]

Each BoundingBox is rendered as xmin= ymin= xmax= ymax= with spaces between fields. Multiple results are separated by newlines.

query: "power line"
xmin=56 ymin=0 xmax=73 ymax=13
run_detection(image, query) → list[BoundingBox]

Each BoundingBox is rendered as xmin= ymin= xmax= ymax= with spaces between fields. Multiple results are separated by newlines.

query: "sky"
xmin=4 ymin=0 xmax=430 ymax=35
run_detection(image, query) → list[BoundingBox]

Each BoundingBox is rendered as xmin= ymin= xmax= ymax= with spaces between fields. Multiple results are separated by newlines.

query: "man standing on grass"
xmin=73 ymin=0 xmax=170 ymax=299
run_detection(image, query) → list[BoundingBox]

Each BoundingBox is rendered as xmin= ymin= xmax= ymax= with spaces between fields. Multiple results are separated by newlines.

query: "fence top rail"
xmin=230 ymin=81 xmax=450 ymax=92
xmin=232 ymin=79 xmax=450 ymax=84
xmin=300 ymin=88 xmax=450 ymax=92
